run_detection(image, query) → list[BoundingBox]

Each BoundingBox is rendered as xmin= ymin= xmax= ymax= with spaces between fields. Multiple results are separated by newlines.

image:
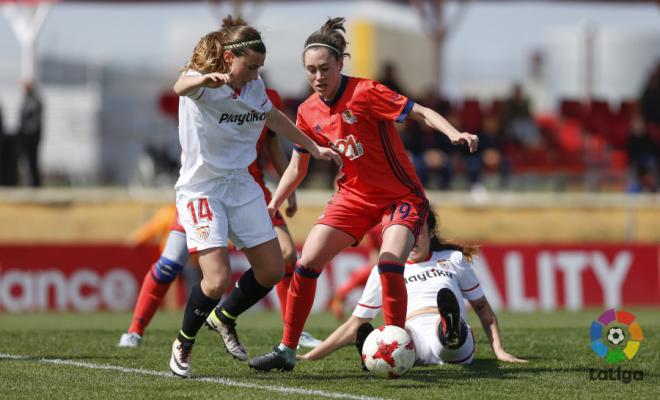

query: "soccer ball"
xmin=607 ymin=327 xmax=625 ymax=345
xmin=361 ymin=325 xmax=416 ymax=379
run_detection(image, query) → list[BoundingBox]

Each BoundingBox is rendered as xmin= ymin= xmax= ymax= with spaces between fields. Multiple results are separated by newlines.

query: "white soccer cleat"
xmin=169 ymin=339 xmax=193 ymax=378
xmin=118 ymin=332 xmax=142 ymax=348
xmin=298 ymin=331 xmax=323 ymax=349
xmin=206 ymin=313 xmax=248 ymax=361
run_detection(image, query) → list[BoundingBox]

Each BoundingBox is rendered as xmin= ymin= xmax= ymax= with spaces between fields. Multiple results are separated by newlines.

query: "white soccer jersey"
xmin=353 ymin=250 xmax=485 ymax=320
xmin=175 ymin=70 xmax=273 ymax=188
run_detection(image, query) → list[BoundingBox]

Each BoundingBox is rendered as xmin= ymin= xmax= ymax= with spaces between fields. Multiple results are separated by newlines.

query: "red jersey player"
xmin=249 ymin=17 xmax=478 ymax=372
xmin=118 ymin=88 xmax=321 ymax=350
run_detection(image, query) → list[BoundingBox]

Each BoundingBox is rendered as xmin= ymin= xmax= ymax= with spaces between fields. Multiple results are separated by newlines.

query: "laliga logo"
xmin=590 ymin=309 xmax=644 ymax=364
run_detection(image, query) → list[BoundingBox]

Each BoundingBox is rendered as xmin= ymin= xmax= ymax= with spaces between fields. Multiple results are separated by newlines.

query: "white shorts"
xmin=175 ymin=170 xmax=276 ymax=252
xmin=405 ymin=313 xmax=475 ymax=366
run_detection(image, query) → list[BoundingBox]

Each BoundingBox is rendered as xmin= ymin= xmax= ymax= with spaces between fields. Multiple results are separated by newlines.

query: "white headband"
xmin=304 ymin=43 xmax=341 ymax=55
xmin=224 ymin=39 xmax=262 ymax=50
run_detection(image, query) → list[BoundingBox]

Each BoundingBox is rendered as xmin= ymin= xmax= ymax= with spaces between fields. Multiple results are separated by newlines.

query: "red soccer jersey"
xmin=248 ymin=88 xmax=283 ymax=187
xmin=297 ymin=76 xmax=423 ymax=202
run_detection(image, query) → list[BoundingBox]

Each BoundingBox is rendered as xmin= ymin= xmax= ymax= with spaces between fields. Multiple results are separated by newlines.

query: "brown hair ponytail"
xmin=427 ymin=209 xmax=480 ymax=262
xmin=182 ymin=15 xmax=266 ymax=74
xmin=303 ymin=17 xmax=351 ymax=60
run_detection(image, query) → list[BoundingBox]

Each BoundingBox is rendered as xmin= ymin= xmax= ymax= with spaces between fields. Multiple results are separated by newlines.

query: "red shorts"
xmin=317 ymin=191 xmax=429 ymax=244
xmin=169 ymin=209 xmax=186 ymax=233
xmin=260 ymin=182 xmax=286 ymax=228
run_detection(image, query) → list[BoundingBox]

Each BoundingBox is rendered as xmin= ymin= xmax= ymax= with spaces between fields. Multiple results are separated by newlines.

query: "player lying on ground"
xmin=298 ymin=210 xmax=527 ymax=367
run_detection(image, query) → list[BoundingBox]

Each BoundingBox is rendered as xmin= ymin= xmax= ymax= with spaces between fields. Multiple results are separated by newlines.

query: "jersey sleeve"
xmin=182 ymin=70 xmax=207 ymax=100
xmin=365 ymin=80 xmax=414 ymax=123
xmin=266 ymin=88 xmax=283 ymax=111
xmin=456 ymin=254 xmax=485 ymax=301
xmin=352 ymin=266 xmax=382 ymax=319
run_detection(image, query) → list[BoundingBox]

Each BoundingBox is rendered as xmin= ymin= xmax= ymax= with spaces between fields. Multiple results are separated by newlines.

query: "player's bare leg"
xmin=273 ymin=225 xmax=296 ymax=319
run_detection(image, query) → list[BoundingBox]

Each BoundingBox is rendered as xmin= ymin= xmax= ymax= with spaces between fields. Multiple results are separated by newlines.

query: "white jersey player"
xmin=168 ymin=16 xmax=341 ymax=379
xmin=298 ymin=210 xmax=526 ymax=367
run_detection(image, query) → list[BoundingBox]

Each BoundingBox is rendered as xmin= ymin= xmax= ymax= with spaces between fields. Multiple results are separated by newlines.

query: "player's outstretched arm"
xmin=265 ymin=108 xmax=342 ymax=166
xmin=469 ymin=296 xmax=527 ymax=363
xmin=408 ymin=103 xmax=479 ymax=153
xmin=173 ymin=72 xmax=232 ymax=96
xmin=264 ymin=134 xmax=297 ymax=217
xmin=298 ymin=315 xmax=372 ymax=361
xmin=267 ymin=150 xmax=309 ymax=219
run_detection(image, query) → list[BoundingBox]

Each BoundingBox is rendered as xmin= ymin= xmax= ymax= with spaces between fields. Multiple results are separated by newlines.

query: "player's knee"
xmin=151 ymin=257 xmax=184 ymax=284
xmin=297 ymin=256 xmax=325 ymax=271
xmin=202 ymin=275 xmax=230 ymax=298
xmin=260 ymin=260 xmax=285 ymax=287
xmin=281 ymin=247 xmax=297 ymax=266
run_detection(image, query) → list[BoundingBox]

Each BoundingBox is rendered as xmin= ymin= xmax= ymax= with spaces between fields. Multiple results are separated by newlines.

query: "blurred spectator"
xmin=400 ymin=118 xmax=428 ymax=184
xmin=17 ymin=81 xmax=43 ymax=187
xmin=640 ymin=61 xmax=660 ymax=127
xmin=401 ymin=90 xmax=455 ymax=190
xmin=499 ymin=83 xmax=541 ymax=148
xmin=626 ymin=114 xmax=658 ymax=192
xmin=423 ymin=109 xmax=457 ymax=190
xmin=377 ymin=61 xmax=406 ymax=96
xmin=0 ymin=101 xmax=19 ymax=186
xmin=464 ymin=114 xmax=512 ymax=190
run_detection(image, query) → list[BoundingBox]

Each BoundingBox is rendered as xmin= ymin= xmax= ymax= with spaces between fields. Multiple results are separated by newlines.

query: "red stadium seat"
xmin=557 ymin=119 xmax=583 ymax=153
xmin=607 ymin=115 xmax=631 ymax=150
xmin=459 ymin=98 xmax=484 ymax=133
xmin=559 ymin=98 xmax=586 ymax=122
xmin=488 ymin=99 xmax=503 ymax=118
xmin=585 ymin=99 xmax=613 ymax=138
xmin=617 ymin=100 xmax=637 ymax=120
xmin=159 ymin=91 xmax=178 ymax=119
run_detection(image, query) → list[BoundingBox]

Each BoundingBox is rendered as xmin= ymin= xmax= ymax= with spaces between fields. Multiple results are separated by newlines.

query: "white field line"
xmin=0 ymin=353 xmax=387 ymax=400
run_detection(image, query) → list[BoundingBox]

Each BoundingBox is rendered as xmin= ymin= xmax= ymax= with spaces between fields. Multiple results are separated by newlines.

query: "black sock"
xmin=217 ymin=268 xmax=271 ymax=325
xmin=179 ymin=282 xmax=220 ymax=341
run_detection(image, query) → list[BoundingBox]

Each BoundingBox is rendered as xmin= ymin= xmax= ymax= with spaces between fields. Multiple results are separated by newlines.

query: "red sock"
xmin=128 ymin=267 xmax=172 ymax=335
xmin=378 ymin=263 xmax=407 ymax=328
xmin=282 ymin=263 xmax=320 ymax=348
xmin=275 ymin=262 xmax=295 ymax=321
xmin=336 ymin=264 xmax=373 ymax=300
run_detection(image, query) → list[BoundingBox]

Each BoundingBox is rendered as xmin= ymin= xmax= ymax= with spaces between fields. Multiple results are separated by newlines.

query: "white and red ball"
xmin=361 ymin=325 xmax=416 ymax=379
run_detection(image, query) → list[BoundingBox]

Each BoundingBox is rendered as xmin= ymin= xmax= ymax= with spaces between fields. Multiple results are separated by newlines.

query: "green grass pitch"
xmin=0 ymin=309 xmax=658 ymax=399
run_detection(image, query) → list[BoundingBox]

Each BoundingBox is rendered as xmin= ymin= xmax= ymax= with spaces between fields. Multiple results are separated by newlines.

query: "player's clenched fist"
xmin=450 ymin=132 xmax=479 ymax=154
xmin=312 ymin=146 xmax=343 ymax=167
